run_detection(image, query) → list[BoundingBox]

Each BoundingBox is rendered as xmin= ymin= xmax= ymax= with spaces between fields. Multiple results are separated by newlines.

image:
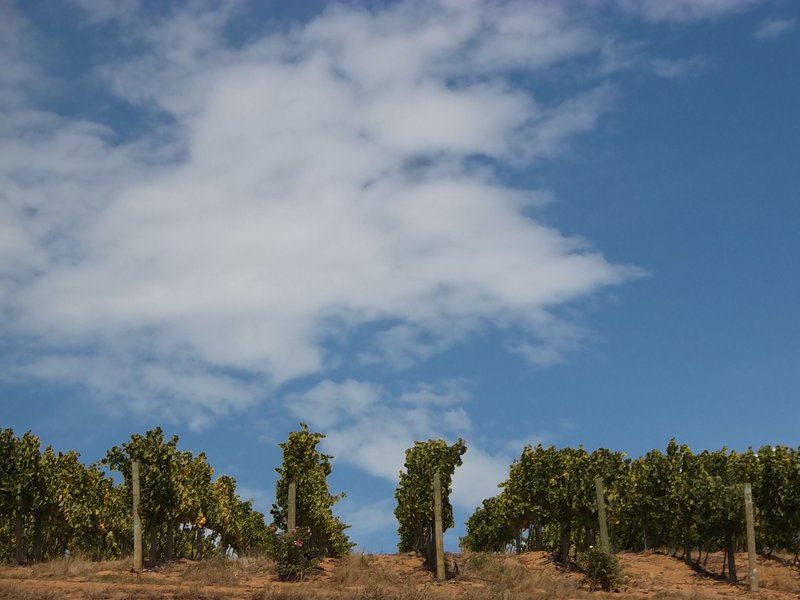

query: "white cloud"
xmin=1 ymin=1 xmax=645 ymax=425
xmin=754 ymin=17 xmax=797 ymax=41
xmin=68 ymin=0 xmax=142 ymax=25
xmin=20 ymin=354 xmax=256 ymax=431
xmin=650 ymin=56 xmax=713 ymax=79
xmin=337 ymin=497 xmax=398 ymax=549
xmin=598 ymin=39 xmax=712 ymax=80
xmin=286 ymin=379 xmax=381 ymax=429
xmin=288 ymin=379 xmax=465 ymax=482
xmin=398 ymin=380 xmax=470 ymax=406
xmin=613 ymin=0 xmax=763 ymax=23
xmin=287 ymin=378 xmax=513 ymax=511
xmin=450 ymin=446 xmax=511 ymax=510
xmin=504 ymin=434 xmax=551 ymax=455
xmin=236 ymin=486 xmax=271 ymax=514
xmin=0 ymin=10 xmax=37 ymax=108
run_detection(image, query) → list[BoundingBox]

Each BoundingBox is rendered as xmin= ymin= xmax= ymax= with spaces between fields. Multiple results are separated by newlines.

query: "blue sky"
xmin=1 ymin=0 xmax=798 ymax=552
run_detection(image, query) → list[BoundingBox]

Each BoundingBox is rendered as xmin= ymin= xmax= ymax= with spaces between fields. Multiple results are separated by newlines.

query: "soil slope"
xmin=0 ymin=551 xmax=797 ymax=600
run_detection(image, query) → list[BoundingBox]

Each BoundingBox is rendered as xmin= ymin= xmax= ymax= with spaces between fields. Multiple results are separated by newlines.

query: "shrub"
xmin=271 ymin=424 xmax=352 ymax=558
xmin=271 ymin=527 xmax=317 ymax=582
xmin=394 ymin=438 xmax=466 ymax=562
xmin=579 ymin=547 xmax=623 ymax=592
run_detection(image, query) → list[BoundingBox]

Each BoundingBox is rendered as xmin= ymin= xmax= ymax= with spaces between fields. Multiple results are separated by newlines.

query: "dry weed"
xmin=354 ymin=583 xmax=447 ymax=600
xmin=0 ymin=583 xmax=65 ymax=600
xmin=172 ymin=587 xmax=225 ymax=600
xmin=82 ymin=589 xmax=112 ymax=600
xmin=178 ymin=555 xmax=275 ymax=588
xmin=459 ymin=552 xmax=588 ymax=600
xmin=331 ymin=553 xmax=401 ymax=587
xmin=251 ymin=581 xmax=447 ymax=600
xmin=121 ymin=592 xmax=167 ymax=600
xmin=30 ymin=555 xmax=126 ymax=579
xmin=652 ymin=591 xmax=710 ymax=600
xmin=251 ymin=586 xmax=327 ymax=600
xmin=236 ymin=556 xmax=276 ymax=579
xmin=758 ymin=564 xmax=800 ymax=594
xmin=181 ymin=557 xmax=239 ymax=587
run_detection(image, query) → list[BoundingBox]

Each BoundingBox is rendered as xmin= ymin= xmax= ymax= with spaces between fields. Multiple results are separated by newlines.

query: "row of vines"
xmin=461 ymin=440 xmax=800 ymax=582
xmin=0 ymin=424 xmax=352 ymax=570
xmin=394 ymin=438 xmax=466 ymax=569
xmin=6 ymin=425 xmax=799 ymax=585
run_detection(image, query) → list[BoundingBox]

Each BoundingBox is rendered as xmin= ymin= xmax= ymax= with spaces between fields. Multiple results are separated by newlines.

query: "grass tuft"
xmin=459 ymin=552 xmax=590 ymax=600
xmin=180 ymin=555 xmax=275 ymax=588
xmin=331 ymin=553 xmax=401 ymax=587
xmin=30 ymin=555 xmax=127 ymax=580
xmin=0 ymin=584 xmax=66 ymax=600
xmin=180 ymin=556 xmax=239 ymax=587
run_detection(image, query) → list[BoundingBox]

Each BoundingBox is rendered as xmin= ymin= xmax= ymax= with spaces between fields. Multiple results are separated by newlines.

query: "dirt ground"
xmin=0 ymin=550 xmax=797 ymax=600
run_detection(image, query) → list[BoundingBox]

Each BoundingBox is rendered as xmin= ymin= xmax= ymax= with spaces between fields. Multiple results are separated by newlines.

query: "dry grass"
xmin=180 ymin=557 xmax=239 ymax=587
xmin=758 ymin=562 xmax=800 ymax=594
xmin=251 ymin=588 xmax=332 ymax=600
xmin=352 ymin=584 xmax=445 ymax=600
xmin=171 ymin=587 xmax=225 ymax=600
xmin=116 ymin=593 xmax=162 ymax=600
xmin=113 ymin=591 xmax=224 ymax=600
xmin=180 ymin=555 xmax=275 ymax=587
xmin=459 ymin=552 xmax=591 ymax=600
xmin=651 ymin=593 xmax=701 ymax=600
xmin=0 ymin=582 xmax=65 ymax=600
xmin=331 ymin=552 xmax=593 ymax=600
xmin=236 ymin=556 xmax=276 ymax=578
xmin=117 ymin=592 xmax=169 ymax=600
xmin=30 ymin=555 xmax=128 ymax=580
xmin=460 ymin=552 xmax=528 ymax=582
xmin=81 ymin=589 xmax=113 ymax=600
xmin=330 ymin=554 xmax=402 ymax=587
xmin=5 ymin=552 xmax=799 ymax=600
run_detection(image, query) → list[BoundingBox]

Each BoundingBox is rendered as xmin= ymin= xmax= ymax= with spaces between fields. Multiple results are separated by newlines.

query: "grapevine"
xmin=394 ymin=438 xmax=466 ymax=567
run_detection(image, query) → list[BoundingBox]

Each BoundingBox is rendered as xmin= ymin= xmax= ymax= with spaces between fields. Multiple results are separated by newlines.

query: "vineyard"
xmin=461 ymin=439 xmax=800 ymax=585
xmin=1 ymin=427 xmax=270 ymax=565
xmin=2 ymin=426 xmax=800 ymax=599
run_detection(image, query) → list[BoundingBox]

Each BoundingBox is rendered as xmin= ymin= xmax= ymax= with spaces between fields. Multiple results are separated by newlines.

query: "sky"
xmin=1 ymin=0 xmax=798 ymax=552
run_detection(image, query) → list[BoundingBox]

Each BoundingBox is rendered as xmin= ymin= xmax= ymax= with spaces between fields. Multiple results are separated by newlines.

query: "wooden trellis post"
xmin=744 ymin=483 xmax=758 ymax=592
xmin=287 ymin=480 xmax=297 ymax=532
xmin=433 ymin=472 xmax=446 ymax=581
xmin=594 ymin=477 xmax=611 ymax=553
xmin=132 ymin=460 xmax=143 ymax=572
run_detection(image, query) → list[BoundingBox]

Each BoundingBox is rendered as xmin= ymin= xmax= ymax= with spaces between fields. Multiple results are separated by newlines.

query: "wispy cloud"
xmin=599 ymin=40 xmax=712 ymax=80
xmin=286 ymin=379 xmax=474 ymax=486
xmin=613 ymin=0 xmax=763 ymax=23
xmin=754 ymin=17 xmax=797 ymax=41
xmin=336 ymin=497 xmax=397 ymax=550
xmin=236 ymin=486 xmax=272 ymax=515
xmin=650 ymin=56 xmax=713 ymax=79
xmin=286 ymin=378 xmax=542 ymax=512
xmin=1 ymin=1 xmax=645 ymax=425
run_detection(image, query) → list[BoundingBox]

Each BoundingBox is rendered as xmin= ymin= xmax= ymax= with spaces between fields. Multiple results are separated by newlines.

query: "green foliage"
xmin=0 ymin=429 xmax=132 ymax=563
xmin=460 ymin=496 xmax=515 ymax=552
xmin=579 ymin=546 xmax=623 ymax=591
xmin=8 ymin=423 xmax=800 ymax=574
xmin=394 ymin=438 xmax=467 ymax=559
xmin=756 ymin=445 xmax=800 ymax=555
xmin=464 ymin=439 xmax=800 ymax=577
xmin=103 ymin=427 xmax=272 ymax=563
xmin=104 ymin=427 xmax=182 ymax=561
xmin=271 ymin=526 xmax=317 ymax=581
xmin=270 ymin=423 xmax=352 ymax=558
xmin=0 ymin=427 xmax=269 ymax=564
xmin=208 ymin=475 xmax=271 ymax=557
xmin=494 ymin=444 xmax=626 ymax=563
